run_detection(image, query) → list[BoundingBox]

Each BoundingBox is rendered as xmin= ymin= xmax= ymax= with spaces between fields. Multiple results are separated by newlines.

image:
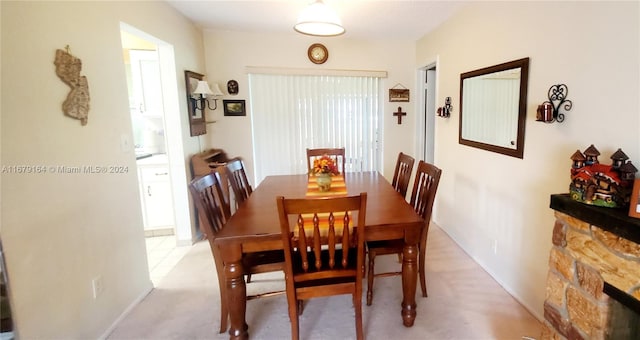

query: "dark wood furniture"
xmin=306 ymin=147 xmax=346 ymax=174
xmin=188 ymin=172 xmax=284 ymax=333
xmin=276 ymin=193 xmax=368 ymax=340
xmin=190 ymin=148 xmax=230 ymax=177
xmin=391 ymin=152 xmax=415 ymax=198
xmin=366 ymin=161 xmax=442 ymax=305
xmin=214 ymin=172 xmax=424 ymax=339
xmin=225 ymin=157 xmax=253 ymax=207
xmin=190 ymin=148 xmax=231 ymax=235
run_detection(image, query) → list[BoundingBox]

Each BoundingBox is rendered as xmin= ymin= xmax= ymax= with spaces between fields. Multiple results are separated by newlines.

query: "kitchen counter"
xmin=136 ymin=153 xmax=168 ymax=167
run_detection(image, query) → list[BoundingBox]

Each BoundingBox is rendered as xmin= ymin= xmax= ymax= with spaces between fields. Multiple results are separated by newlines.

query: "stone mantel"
xmin=544 ymin=194 xmax=640 ymax=339
xmin=550 ymin=193 xmax=640 ymax=245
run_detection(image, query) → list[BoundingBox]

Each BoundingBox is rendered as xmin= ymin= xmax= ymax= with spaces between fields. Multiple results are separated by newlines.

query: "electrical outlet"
xmin=92 ymin=276 xmax=104 ymax=299
xmin=492 ymin=239 xmax=498 ymax=255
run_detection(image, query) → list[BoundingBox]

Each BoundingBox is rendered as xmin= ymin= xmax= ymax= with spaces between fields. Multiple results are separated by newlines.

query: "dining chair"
xmin=225 ymin=157 xmax=253 ymax=208
xmin=366 ymin=160 xmax=442 ymax=306
xmin=391 ymin=152 xmax=415 ymax=198
xmin=306 ymin=147 xmax=346 ymax=175
xmin=276 ymin=193 xmax=368 ymax=340
xmin=189 ymin=171 xmax=284 ymax=333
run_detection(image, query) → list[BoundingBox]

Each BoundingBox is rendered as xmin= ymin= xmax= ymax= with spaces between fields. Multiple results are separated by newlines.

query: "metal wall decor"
xmin=537 ymin=84 xmax=572 ymax=123
xmin=437 ymin=97 xmax=452 ymax=118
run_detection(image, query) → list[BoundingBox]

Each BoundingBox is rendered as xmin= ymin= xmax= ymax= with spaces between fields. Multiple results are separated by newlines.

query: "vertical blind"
xmin=248 ymin=73 xmax=383 ymax=184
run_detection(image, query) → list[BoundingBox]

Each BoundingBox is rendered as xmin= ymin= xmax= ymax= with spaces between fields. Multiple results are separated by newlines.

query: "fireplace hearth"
xmin=543 ymin=194 xmax=640 ymax=339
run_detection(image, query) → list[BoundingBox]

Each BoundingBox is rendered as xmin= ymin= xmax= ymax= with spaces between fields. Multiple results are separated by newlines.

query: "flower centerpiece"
xmin=312 ymin=154 xmax=339 ymax=192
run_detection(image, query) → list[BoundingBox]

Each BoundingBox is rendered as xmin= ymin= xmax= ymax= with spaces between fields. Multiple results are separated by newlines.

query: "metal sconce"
xmin=537 ymin=84 xmax=572 ymax=123
xmin=437 ymin=97 xmax=453 ymax=118
xmin=190 ymin=81 xmax=224 ymax=113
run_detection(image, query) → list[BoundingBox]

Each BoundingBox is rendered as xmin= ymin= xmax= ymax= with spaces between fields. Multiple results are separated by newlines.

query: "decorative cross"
xmin=393 ymin=106 xmax=406 ymax=125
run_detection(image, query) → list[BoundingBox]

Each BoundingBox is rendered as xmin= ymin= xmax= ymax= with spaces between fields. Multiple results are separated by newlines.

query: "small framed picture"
xmin=629 ymin=179 xmax=640 ymax=218
xmin=389 ymin=88 xmax=410 ymax=102
xmin=223 ymin=99 xmax=246 ymax=116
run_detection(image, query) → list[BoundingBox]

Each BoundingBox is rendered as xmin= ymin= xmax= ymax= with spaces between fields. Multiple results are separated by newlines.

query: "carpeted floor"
xmin=108 ymin=224 xmax=542 ymax=339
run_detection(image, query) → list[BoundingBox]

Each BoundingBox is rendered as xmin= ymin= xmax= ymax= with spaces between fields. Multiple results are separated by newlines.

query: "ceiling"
xmin=166 ymin=1 xmax=467 ymax=41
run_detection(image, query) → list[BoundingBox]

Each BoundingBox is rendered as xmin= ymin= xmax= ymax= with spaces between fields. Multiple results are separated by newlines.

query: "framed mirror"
xmin=185 ymin=70 xmax=206 ymax=136
xmin=459 ymin=58 xmax=529 ymax=158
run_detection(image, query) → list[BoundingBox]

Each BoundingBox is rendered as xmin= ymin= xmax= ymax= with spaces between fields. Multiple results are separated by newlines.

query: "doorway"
xmin=120 ymin=24 xmax=192 ymax=285
xmin=417 ymin=62 xmax=437 ymax=164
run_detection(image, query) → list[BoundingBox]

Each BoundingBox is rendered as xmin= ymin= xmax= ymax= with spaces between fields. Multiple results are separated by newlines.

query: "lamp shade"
xmin=294 ymin=0 xmax=345 ymax=36
xmin=192 ymin=81 xmax=213 ymax=95
xmin=209 ymin=83 xmax=224 ymax=97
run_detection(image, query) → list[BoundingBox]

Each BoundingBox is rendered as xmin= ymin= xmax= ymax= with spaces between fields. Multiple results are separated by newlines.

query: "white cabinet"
xmin=138 ymin=164 xmax=175 ymax=230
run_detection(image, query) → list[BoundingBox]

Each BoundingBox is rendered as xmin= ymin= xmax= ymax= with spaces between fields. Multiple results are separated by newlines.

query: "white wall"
xmin=418 ymin=1 xmax=639 ymax=319
xmin=0 ymin=1 xmax=205 ymax=338
xmin=201 ymin=30 xmax=418 ymax=184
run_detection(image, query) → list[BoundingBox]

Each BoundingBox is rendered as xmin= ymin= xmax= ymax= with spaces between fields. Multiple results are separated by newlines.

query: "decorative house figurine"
xmin=570 ymin=145 xmax=637 ymax=208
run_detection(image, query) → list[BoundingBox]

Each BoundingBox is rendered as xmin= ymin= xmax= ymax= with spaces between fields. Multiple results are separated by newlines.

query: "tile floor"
xmin=144 ymin=235 xmax=192 ymax=285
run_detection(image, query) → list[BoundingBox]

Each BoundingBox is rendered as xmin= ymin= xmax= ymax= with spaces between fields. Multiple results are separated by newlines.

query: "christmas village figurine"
xmin=570 ymin=145 xmax=637 ymax=208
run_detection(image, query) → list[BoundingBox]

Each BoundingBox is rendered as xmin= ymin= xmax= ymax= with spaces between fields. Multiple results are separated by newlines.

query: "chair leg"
xmin=218 ymin=287 xmax=229 ymax=333
xmin=290 ymin=306 xmax=300 ymax=340
xmin=419 ymin=266 xmax=427 ymax=298
xmin=286 ymin=292 xmax=300 ymax=340
xmin=246 ymin=273 xmax=252 ymax=283
xmin=354 ymin=293 xmax=364 ymax=340
xmin=419 ymin=247 xmax=427 ymax=298
xmin=366 ymin=252 xmax=375 ymax=306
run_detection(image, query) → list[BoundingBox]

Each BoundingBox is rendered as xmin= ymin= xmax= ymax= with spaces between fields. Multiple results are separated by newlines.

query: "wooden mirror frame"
xmin=459 ymin=58 xmax=530 ymax=159
xmin=185 ymin=70 xmax=206 ymax=136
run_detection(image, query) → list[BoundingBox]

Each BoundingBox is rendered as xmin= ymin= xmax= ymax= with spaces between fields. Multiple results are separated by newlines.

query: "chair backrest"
xmin=276 ymin=193 xmax=367 ymax=283
xmin=306 ymin=148 xmax=346 ymax=175
xmin=391 ymin=152 xmax=415 ymax=198
xmin=225 ymin=157 xmax=253 ymax=207
xmin=188 ymin=170 xmax=231 ymax=241
xmin=409 ymin=161 xmax=442 ymax=238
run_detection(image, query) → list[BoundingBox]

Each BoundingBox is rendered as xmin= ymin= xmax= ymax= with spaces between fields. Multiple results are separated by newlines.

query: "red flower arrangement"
xmin=312 ymin=154 xmax=339 ymax=175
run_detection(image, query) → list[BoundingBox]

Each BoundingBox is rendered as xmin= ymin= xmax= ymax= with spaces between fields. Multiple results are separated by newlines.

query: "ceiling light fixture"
xmin=294 ymin=0 xmax=345 ymax=37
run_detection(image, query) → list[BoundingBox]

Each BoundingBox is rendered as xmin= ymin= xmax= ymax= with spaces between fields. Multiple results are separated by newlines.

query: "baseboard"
xmin=98 ymin=282 xmax=153 ymax=340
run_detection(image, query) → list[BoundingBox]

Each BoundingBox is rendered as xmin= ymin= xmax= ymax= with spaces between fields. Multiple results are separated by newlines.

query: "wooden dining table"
xmin=214 ymin=171 xmax=424 ymax=339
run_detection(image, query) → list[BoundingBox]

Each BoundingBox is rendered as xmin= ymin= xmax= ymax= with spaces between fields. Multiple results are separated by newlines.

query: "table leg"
xmin=221 ymin=244 xmax=249 ymax=340
xmin=401 ymin=240 xmax=418 ymax=327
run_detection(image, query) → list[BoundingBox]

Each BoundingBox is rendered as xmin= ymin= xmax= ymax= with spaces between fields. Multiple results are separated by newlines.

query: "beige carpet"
xmin=108 ymin=225 xmax=542 ymax=339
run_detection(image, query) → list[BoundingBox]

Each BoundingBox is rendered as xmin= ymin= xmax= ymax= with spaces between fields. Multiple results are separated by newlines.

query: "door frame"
xmin=120 ymin=23 xmax=193 ymax=246
xmin=416 ymin=58 xmax=439 ymax=164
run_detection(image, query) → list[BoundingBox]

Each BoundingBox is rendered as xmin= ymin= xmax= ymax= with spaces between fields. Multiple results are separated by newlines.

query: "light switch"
xmin=120 ymin=134 xmax=131 ymax=152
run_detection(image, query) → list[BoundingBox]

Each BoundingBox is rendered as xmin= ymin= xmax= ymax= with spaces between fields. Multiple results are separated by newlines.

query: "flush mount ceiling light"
xmin=294 ymin=0 xmax=345 ymax=36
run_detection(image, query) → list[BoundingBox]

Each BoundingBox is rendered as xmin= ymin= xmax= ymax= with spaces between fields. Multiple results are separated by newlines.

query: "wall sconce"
xmin=190 ymin=81 xmax=224 ymax=112
xmin=437 ymin=97 xmax=453 ymax=118
xmin=537 ymin=84 xmax=572 ymax=123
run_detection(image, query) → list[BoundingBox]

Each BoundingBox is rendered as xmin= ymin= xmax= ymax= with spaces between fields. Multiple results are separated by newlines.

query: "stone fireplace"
xmin=543 ymin=194 xmax=640 ymax=339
